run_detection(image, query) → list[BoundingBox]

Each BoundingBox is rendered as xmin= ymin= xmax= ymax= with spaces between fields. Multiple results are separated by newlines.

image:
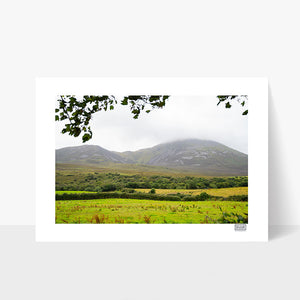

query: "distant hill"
xmin=56 ymin=139 xmax=248 ymax=176
xmin=56 ymin=145 xmax=129 ymax=165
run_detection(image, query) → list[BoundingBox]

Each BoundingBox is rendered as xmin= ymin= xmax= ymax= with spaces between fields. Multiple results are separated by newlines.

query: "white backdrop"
xmin=1 ymin=0 xmax=299 ymax=226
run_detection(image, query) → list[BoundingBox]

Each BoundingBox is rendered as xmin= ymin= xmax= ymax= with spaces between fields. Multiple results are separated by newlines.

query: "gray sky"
xmin=56 ymin=96 xmax=248 ymax=154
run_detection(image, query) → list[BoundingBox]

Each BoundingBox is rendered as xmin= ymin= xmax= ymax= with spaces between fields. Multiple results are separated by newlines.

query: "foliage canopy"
xmin=216 ymin=95 xmax=248 ymax=116
xmin=55 ymin=95 xmax=169 ymax=142
xmin=56 ymin=95 xmax=247 ymax=143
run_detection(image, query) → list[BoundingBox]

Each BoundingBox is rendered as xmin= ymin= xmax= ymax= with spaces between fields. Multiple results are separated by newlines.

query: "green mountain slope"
xmin=119 ymin=139 xmax=247 ymax=175
xmin=56 ymin=139 xmax=248 ymax=176
xmin=56 ymin=145 xmax=130 ymax=165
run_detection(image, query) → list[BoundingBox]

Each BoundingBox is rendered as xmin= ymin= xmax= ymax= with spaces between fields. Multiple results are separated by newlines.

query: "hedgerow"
xmin=56 ymin=192 xmax=182 ymax=201
xmin=55 ymin=192 xmax=248 ymax=202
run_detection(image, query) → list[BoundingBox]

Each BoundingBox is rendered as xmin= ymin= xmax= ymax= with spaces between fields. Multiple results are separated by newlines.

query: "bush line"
xmin=55 ymin=192 xmax=248 ymax=202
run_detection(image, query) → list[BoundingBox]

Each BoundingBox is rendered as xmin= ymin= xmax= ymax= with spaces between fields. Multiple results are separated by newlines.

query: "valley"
xmin=55 ymin=139 xmax=248 ymax=224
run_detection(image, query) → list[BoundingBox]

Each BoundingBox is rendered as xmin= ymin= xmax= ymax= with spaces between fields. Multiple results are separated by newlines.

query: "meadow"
xmin=56 ymin=198 xmax=248 ymax=224
xmin=136 ymin=187 xmax=248 ymax=197
xmin=55 ymin=165 xmax=248 ymax=224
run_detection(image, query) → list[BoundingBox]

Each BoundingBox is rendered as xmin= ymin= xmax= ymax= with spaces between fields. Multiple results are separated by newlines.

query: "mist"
xmin=56 ymin=95 xmax=248 ymax=154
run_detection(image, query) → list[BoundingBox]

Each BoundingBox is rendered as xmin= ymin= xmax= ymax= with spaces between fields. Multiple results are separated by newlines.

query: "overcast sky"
xmin=56 ymin=96 xmax=248 ymax=154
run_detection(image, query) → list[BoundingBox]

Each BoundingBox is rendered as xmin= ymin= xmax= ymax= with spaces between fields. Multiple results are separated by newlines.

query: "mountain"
xmin=119 ymin=139 xmax=247 ymax=175
xmin=56 ymin=145 xmax=129 ymax=165
xmin=56 ymin=139 xmax=248 ymax=176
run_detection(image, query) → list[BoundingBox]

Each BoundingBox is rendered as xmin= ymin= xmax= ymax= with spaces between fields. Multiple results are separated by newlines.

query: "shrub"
xmin=149 ymin=188 xmax=156 ymax=194
xmin=186 ymin=181 xmax=198 ymax=189
xmin=84 ymin=187 xmax=95 ymax=192
xmin=125 ymin=182 xmax=139 ymax=188
xmin=196 ymin=192 xmax=211 ymax=201
xmin=224 ymin=195 xmax=248 ymax=202
xmin=101 ymin=184 xmax=117 ymax=192
xmin=182 ymin=195 xmax=193 ymax=201
xmin=122 ymin=188 xmax=136 ymax=193
xmin=209 ymin=183 xmax=217 ymax=188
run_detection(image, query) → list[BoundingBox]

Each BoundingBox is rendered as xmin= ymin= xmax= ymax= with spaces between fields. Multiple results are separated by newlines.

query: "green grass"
xmin=56 ymin=162 xmax=211 ymax=177
xmin=56 ymin=198 xmax=248 ymax=224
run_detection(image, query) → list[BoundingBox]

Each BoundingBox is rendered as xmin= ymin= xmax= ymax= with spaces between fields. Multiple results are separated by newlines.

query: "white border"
xmin=36 ymin=78 xmax=268 ymax=242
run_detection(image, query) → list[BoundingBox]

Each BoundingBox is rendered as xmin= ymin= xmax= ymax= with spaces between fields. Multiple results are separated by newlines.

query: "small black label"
xmin=234 ymin=224 xmax=247 ymax=231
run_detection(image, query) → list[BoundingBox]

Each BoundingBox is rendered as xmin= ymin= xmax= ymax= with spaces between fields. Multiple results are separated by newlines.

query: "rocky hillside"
xmin=56 ymin=139 xmax=248 ymax=175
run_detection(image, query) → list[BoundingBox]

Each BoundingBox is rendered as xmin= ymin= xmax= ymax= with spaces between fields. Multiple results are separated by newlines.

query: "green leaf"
xmin=73 ymin=127 xmax=81 ymax=137
xmin=55 ymin=108 xmax=59 ymax=113
xmin=225 ymin=102 xmax=232 ymax=109
xmin=82 ymin=133 xmax=91 ymax=143
xmin=242 ymin=110 xmax=248 ymax=115
xmin=121 ymin=98 xmax=128 ymax=105
xmin=55 ymin=115 xmax=59 ymax=121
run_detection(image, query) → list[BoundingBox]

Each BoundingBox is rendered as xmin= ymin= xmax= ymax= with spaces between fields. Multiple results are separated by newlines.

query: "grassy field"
xmin=56 ymin=198 xmax=248 ymax=224
xmin=136 ymin=187 xmax=248 ymax=197
xmin=56 ymin=163 xmax=213 ymax=177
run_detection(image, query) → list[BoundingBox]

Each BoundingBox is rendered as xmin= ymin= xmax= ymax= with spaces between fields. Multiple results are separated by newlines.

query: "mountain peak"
xmin=56 ymin=144 xmax=129 ymax=164
xmin=56 ymin=139 xmax=247 ymax=176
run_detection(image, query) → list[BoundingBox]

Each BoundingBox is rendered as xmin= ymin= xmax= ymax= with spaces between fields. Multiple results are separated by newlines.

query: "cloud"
xmin=56 ymin=95 xmax=248 ymax=154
